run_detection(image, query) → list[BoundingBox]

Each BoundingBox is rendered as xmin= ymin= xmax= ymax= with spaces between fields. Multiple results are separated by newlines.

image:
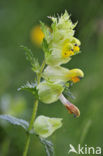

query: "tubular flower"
xmin=71 ymin=37 xmax=81 ymax=53
xmin=62 ymin=42 xmax=74 ymax=58
xmin=41 ymin=11 xmax=81 ymax=66
xmin=59 ymin=94 xmax=80 ymax=117
xmin=37 ymin=81 xmax=64 ymax=104
xmin=43 ymin=66 xmax=84 ymax=83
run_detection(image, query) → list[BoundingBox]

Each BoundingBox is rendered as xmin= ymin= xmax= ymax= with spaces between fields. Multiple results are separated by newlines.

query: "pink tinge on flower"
xmin=59 ymin=94 xmax=80 ymax=117
xmin=65 ymin=103 xmax=80 ymax=117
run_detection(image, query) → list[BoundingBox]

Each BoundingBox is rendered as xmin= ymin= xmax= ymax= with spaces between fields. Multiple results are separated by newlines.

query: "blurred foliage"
xmin=0 ymin=0 xmax=103 ymax=156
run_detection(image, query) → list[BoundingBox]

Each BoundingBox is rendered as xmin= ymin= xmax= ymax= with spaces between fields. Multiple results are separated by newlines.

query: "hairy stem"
xmin=23 ymin=60 xmax=45 ymax=156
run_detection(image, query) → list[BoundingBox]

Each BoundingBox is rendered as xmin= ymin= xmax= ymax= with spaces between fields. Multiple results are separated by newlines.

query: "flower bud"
xmin=33 ymin=115 xmax=62 ymax=138
xmin=37 ymin=81 xmax=64 ymax=104
xmin=71 ymin=37 xmax=81 ymax=53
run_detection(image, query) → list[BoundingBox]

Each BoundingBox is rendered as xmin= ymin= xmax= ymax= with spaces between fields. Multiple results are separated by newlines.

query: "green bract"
xmin=37 ymin=81 xmax=64 ymax=104
xmin=34 ymin=115 xmax=63 ymax=138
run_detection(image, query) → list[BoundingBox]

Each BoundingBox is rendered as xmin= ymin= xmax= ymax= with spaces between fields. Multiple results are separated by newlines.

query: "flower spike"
xmin=37 ymin=11 xmax=84 ymax=116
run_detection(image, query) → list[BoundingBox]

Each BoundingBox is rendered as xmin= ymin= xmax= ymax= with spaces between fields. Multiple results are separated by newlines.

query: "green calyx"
xmin=37 ymin=81 xmax=64 ymax=104
xmin=34 ymin=115 xmax=63 ymax=138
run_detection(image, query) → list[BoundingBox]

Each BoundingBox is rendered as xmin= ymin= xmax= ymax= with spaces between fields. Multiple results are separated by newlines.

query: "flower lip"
xmin=62 ymin=50 xmax=74 ymax=58
xmin=71 ymin=69 xmax=84 ymax=77
xmin=71 ymin=75 xmax=84 ymax=83
xmin=73 ymin=45 xmax=80 ymax=52
xmin=71 ymin=76 xmax=80 ymax=83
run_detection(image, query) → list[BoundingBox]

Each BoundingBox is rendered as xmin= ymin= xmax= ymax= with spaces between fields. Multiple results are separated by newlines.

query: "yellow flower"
xmin=62 ymin=41 xmax=74 ymax=58
xmin=66 ymin=69 xmax=84 ymax=83
xmin=71 ymin=37 xmax=81 ymax=53
xmin=41 ymin=11 xmax=80 ymax=66
xmin=30 ymin=25 xmax=44 ymax=46
xmin=73 ymin=44 xmax=80 ymax=53
xmin=43 ymin=66 xmax=84 ymax=83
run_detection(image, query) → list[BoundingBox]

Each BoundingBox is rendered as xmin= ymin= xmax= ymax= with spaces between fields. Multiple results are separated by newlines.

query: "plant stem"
xmin=23 ymin=135 xmax=30 ymax=156
xmin=23 ymin=100 xmax=38 ymax=156
xmin=37 ymin=59 xmax=46 ymax=84
xmin=28 ymin=99 xmax=39 ymax=131
xmin=23 ymin=60 xmax=45 ymax=156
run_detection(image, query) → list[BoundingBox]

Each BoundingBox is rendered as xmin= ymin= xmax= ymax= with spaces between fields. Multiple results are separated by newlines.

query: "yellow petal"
xmin=73 ymin=46 xmax=80 ymax=52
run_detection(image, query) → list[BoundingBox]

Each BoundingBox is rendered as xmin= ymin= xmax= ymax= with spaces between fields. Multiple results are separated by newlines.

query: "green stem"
xmin=23 ymin=60 xmax=45 ymax=156
xmin=23 ymin=135 xmax=30 ymax=156
xmin=37 ymin=59 xmax=46 ymax=84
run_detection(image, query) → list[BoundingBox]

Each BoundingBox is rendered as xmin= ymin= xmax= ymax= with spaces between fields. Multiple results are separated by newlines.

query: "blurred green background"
xmin=0 ymin=0 xmax=103 ymax=156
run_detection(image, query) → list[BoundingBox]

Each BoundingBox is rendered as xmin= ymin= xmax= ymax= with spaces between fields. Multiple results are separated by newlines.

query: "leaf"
xmin=51 ymin=20 xmax=57 ymax=32
xmin=0 ymin=115 xmax=29 ymax=130
xmin=18 ymin=82 xmax=38 ymax=97
xmin=20 ymin=45 xmax=40 ymax=73
xmin=40 ymin=22 xmax=50 ymax=40
xmin=39 ymin=137 xmax=54 ymax=156
xmin=80 ymin=120 xmax=92 ymax=144
xmin=20 ymin=45 xmax=33 ymax=62
xmin=40 ymin=22 xmax=51 ymax=56
xmin=42 ymin=39 xmax=50 ymax=56
xmin=40 ymin=21 xmax=46 ymax=32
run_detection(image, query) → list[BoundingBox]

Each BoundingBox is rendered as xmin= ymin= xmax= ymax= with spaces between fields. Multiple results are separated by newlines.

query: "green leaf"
xmin=33 ymin=115 xmax=63 ymax=138
xmin=20 ymin=45 xmax=40 ymax=73
xmin=42 ymin=39 xmax=51 ymax=57
xmin=18 ymin=82 xmax=38 ymax=97
xmin=51 ymin=20 xmax=57 ymax=32
xmin=40 ymin=137 xmax=54 ymax=156
xmin=0 ymin=115 xmax=29 ymax=130
xmin=40 ymin=22 xmax=50 ymax=40
xmin=40 ymin=22 xmax=51 ymax=56
xmin=40 ymin=21 xmax=46 ymax=32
